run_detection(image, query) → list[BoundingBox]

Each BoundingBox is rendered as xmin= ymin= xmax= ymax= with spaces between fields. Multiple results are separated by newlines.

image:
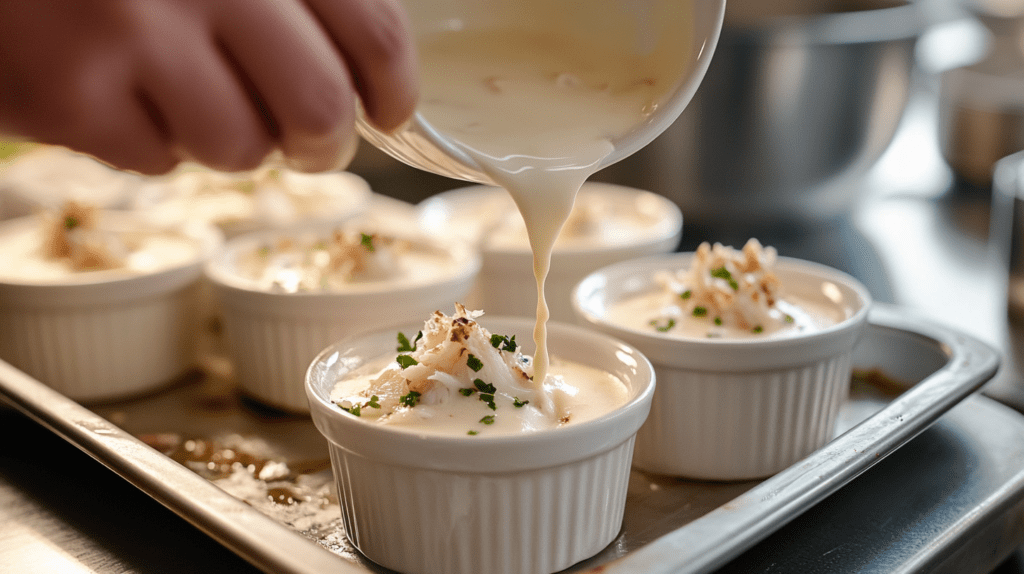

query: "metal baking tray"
xmin=0 ymin=303 xmax=1000 ymax=574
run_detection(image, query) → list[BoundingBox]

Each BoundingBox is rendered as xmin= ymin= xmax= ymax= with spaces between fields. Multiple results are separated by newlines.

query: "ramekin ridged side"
xmin=0 ymin=283 xmax=201 ymax=402
xmin=217 ymin=307 xmax=413 ymax=412
xmin=306 ymin=317 xmax=655 ymax=574
xmin=328 ymin=439 xmax=634 ymax=574
xmin=632 ymin=354 xmax=851 ymax=480
xmin=573 ymin=253 xmax=872 ymax=481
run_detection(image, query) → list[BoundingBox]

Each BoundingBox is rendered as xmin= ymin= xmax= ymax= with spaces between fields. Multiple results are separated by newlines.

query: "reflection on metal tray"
xmin=0 ymin=304 xmax=999 ymax=574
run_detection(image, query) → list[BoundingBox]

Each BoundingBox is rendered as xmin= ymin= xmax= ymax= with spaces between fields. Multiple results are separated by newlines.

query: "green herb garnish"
xmin=459 ymin=388 xmax=476 ymax=397
xmin=490 ymin=334 xmax=518 ymax=353
xmin=360 ymin=233 xmax=375 ymax=252
xmin=752 ymin=325 xmax=764 ymax=334
xmin=467 ymin=430 xmax=479 ymax=436
xmin=710 ymin=266 xmax=739 ymax=290
xmin=784 ymin=314 xmax=795 ymax=324
xmin=513 ymin=397 xmax=529 ymax=408
xmin=396 ymin=355 xmax=419 ymax=369
xmin=397 ymin=331 xmax=422 ymax=352
xmin=64 ymin=216 xmax=79 ymax=230
xmin=474 ymin=379 xmax=496 ymax=394
xmin=480 ymin=415 xmax=495 ymax=425
xmin=714 ymin=317 xmax=723 ymax=326
xmin=692 ymin=306 xmax=708 ymax=317
xmin=650 ymin=318 xmax=676 ymax=332
xmin=474 ymin=378 xmax=497 ymax=410
xmin=399 ymin=390 xmax=421 ymax=407
xmin=466 ymin=354 xmax=484 ymax=372
xmin=680 ymin=290 xmax=692 ymax=300
xmin=338 ymin=395 xmax=381 ymax=416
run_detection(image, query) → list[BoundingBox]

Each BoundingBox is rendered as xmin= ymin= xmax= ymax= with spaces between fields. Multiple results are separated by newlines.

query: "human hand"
xmin=0 ymin=0 xmax=418 ymax=175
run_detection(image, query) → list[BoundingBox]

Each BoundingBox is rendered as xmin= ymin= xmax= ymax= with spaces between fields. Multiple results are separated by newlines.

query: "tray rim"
xmin=0 ymin=303 xmax=1001 ymax=574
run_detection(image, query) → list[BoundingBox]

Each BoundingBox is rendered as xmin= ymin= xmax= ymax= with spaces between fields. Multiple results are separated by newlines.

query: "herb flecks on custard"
xmin=649 ymin=239 xmax=786 ymax=336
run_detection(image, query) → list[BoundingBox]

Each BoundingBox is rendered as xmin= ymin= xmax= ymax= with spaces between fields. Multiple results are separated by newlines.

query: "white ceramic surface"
xmin=573 ymin=253 xmax=872 ymax=480
xmin=417 ymin=182 xmax=682 ymax=321
xmin=207 ymin=222 xmax=480 ymax=413
xmin=306 ymin=316 xmax=654 ymax=574
xmin=0 ymin=215 xmax=222 ymax=402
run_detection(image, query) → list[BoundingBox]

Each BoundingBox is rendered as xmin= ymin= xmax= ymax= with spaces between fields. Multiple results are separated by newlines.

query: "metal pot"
xmin=595 ymin=0 xmax=924 ymax=228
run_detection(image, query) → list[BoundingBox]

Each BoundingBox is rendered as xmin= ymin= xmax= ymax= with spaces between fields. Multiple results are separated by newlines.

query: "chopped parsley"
xmin=714 ymin=317 xmax=723 ymax=326
xmin=680 ymin=289 xmax=692 ymax=300
xmin=396 ymin=331 xmax=422 ymax=352
xmin=784 ymin=314 xmax=795 ymax=324
xmin=692 ymin=306 xmax=708 ymax=317
xmin=466 ymin=354 xmax=484 ymax=372
xmin=399 ymin=390 xmax=421 ymax=407
xmin=339 ymin=395 xmax=380 ymax=416
xmin=360 ymin=232 xmax=375 ymax=252
xmin=513 ymin=397 xmax=529 ymax=408
xmin=710 ymin=266 xmax=739 ymax=290
xmin=474 ymin=379 xmax=497 ymax=411
xmin=490 ymin=334 xmax=518 ymax=353
xmin=480 ymin=415 xmax=495 ymax=425
xmin=650 ymin=318 xmax=676 ymax=332
xmin=467 ymin=430 xmax=479 ymax=436
xmin=459 ymin=388 xmax=476 ymax=397
xmin=396 ymin=355 xmax=419 ymax=369
xmin=474 ymin=379 xmax=496 ymax=394
xmin=752 ymin=325 xmax=764 ymax=334
xmin=64 ymin=216 xmax=79 ymax=230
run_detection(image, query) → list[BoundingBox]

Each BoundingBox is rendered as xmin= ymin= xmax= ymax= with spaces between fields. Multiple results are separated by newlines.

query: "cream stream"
xmin=417 ymin=20 xmax=689 ymax=382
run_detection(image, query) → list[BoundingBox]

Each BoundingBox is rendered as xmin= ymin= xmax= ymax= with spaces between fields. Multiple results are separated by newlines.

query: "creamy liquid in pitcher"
xmin=417 ymin=16 xmax=691 ymax=382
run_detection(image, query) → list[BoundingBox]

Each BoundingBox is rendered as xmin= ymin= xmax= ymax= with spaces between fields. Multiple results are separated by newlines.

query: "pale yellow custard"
xmin=233 ymin=229 xmax=462 ymax=293
xmin=0 ymin=204 xmax=202 ymax=283
xmin=135 ymin=164 xmax=370 ymax=235
xmin=329 ymin=304 xmax=630 ymax=437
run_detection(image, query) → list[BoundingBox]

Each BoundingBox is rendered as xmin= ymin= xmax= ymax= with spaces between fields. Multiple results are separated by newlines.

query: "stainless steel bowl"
xmin=595 ymin=0 xmax=924 ymax=228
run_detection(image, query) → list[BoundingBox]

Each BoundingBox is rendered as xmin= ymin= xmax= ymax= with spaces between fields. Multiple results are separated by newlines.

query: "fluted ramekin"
xmin=306 ymin=317 xmax=654 ymax=574
xmin=573 ymin=253 xmax=871 ymax=480
xmin=0 ymin=215 xmax=222 ymax=402
xmin=207 ymin=223 xmax=480 ymax=413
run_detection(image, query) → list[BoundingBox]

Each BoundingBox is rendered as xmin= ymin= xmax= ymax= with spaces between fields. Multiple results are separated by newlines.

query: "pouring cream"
xmin=416 ymin=20 xmax=692 ymax=383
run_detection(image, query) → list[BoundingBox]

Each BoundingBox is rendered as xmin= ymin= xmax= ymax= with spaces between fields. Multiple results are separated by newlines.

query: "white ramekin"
xmin=573 ymin=253 xmax=872 ymax=481
xmin=0 ymin=215 xmax=222 ymax=402
xmin=206 ymin=223 xmax=481 ymax=413
xmin=133 ymin=167 xmax=373 ymax=238
xmin=306 ymin=317 xmax=654 ymax=574
xmin=416 ymin=182 xmax=682 ymax=321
